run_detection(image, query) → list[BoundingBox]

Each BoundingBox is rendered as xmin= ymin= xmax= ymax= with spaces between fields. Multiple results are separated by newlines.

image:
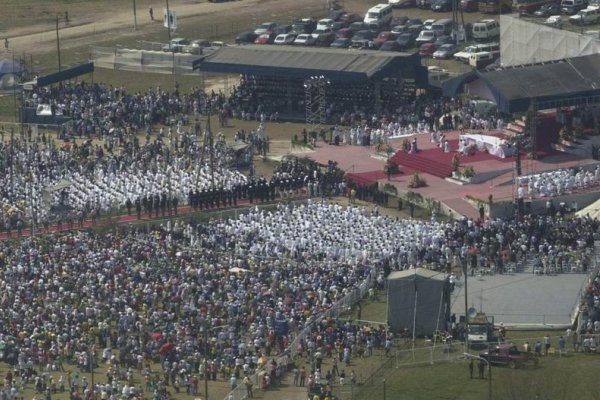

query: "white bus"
xmin=364 ymin=4 xmax=393 ymax=27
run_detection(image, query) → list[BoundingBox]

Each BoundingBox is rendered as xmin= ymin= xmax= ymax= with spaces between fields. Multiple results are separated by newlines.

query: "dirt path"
xmin=4 ymin=0 xmax=328 ymax=56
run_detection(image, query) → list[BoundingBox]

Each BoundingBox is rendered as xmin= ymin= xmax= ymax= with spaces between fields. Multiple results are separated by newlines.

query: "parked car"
xmin=417 ymin=0 xmax=433 ymax=9
xmin=274 ymin=33 xmax=297 ymax=45
xmin=181 ymin=39 xmax=210 ymax=54
xmin=317 ymin=18 xmax=335 ymax=30
xmin=544 ymin=14 xmax=564 ymax=27
xmin=294 ymin=34 xmax=317 ymax=45
xmin=461 ymin=0 xmax=479 ymax=12
xmin=335 ymin=27 xmax=354 ymax=38
xmin=162 ymin=38 xmax=190 ymax=52
xmin=479 ymin=344 xmax=538 ymax=369
xmin=423 ymin=19 xmax=437 ymax=29
xmin=348 ymin=21 xmax=372 ymax=34
xmin=254 ymin=32 xmax=276 ymax=44
xmin=235 ymin=31 xmax=258 ymax=44
xmin=454 ymin=44 xmax=481 ymax=62
xmin=433 ymin=43 xmax=458 ymax=58
xmin=291 ymin=18 xmax=317 ymax=35
xmin=379 ymin=40 xmax=403 ymax=51
xmin=330 ymin=37 xmax=353 ymax=48
xmin=435 ymin=35 xmax=454 ymax=46
xmin=273 ymin=24 xmax=293 ymax=35
xmin=431 ymin=0 xmax=453 ymax=11
xmin=311 ymin=27 xmax=333 ymax=39
xmin=395 ymin=32 xmax=417 ymax=48
xmin=339 ymin=13 xmax=363 ymax=23
xmin=315 ymin=32 xmax=337 ymax=46
xmin=533 ymin=3 xmax=561 ymax=16
xmin=331 ymin=21 xmax=349 ymax=31
xmin=254 ymin=22 xmax=277 ymax=35
xmin=391 ymin=15 xmax=411 ymax=28
xmin=561 ymin=0 xmax=588 ymax=14
xmin=373 ymin=31 xmax=397 ymax=47
xmin=416 ymin=29 xmax=437 ymax=44
xmin=419 ymin=42 xmax=437 ymax=56
xmin=407 ymin=23 xmax=425 ymax=34
xmin=350 ymin=39 xmax=372 ymax=49
xmin=352 ymin=30 xmax=376 ymax=41
xmin=569 ymin=6 xmax=600 ymax=24
xmin=390 ymin=0 xmax=417 ymax=7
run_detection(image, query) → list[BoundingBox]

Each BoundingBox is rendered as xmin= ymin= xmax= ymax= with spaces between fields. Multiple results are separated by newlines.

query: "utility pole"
xmin=55 ymin=15 xmax=62 ymax=71
xmin=204 ymin=327 xmax=209 ymax=400
xmin=133 ymin=0 xmax=138 ymax=30
xmin=463 ymin=257 xmax=469 ymax=352
xmin=165 ymin=0 xmax=172 ymax=46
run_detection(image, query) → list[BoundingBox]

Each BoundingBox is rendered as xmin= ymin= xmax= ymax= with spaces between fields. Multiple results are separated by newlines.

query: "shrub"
xmin=408 ymin=172 xmax=427 ymax=188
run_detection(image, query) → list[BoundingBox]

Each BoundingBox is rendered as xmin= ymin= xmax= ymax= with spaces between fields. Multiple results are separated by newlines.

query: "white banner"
xmin=163 ymin=9 xmax=177 ymax=30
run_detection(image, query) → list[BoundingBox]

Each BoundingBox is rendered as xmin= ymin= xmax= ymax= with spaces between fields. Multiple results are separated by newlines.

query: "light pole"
xmin=199 ymin=323 xmax=228 ymax=400
xmin=464 ymin=353 xmax=491 ymax=400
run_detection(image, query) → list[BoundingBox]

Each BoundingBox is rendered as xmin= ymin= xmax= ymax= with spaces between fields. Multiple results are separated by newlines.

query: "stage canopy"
xmin=443 ymin=53 xmax=600 ymax=114
xmin=194 ymin=45 xmax=426 ymax=83
xmin=387 ymin=268 xmax=450 ymax=337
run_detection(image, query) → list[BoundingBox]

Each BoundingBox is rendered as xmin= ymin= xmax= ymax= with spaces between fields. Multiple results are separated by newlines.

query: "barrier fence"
xmin=90 ymin=46 xmax=202 ymax=75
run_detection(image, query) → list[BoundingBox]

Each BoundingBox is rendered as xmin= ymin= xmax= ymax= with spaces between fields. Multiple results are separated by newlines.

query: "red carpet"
xmin=390 ymin=140 xmax=516 ymax=178
xmin=346 ymin=166 xmax=417 ymax=186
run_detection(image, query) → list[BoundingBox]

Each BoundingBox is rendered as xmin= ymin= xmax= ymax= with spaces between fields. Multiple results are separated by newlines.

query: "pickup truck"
xmin=479 ymin=344 xmax=538 ymax=369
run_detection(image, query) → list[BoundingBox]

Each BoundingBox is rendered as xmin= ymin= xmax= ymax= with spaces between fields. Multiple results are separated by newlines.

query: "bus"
xmin=364 ymin=4 xmax=393 ymax=27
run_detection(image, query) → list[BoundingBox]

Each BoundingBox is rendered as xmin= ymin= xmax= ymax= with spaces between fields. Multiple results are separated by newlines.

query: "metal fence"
xmin=222 ymin=269 xmax=377 ymax=400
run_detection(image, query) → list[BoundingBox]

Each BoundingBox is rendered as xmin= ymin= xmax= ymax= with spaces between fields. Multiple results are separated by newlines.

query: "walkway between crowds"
xmin=0 ymin=195 xmax=310 ymax=241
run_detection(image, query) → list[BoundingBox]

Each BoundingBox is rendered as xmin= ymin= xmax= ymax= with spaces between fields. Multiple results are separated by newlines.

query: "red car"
xmin=373 ymin=31 xmax=397 ymax=47
xmin=338 ymin=13 xmax=362 ymax=23
xmin=419 ymin=42 xmax=437 ymax=56
xmin=335 ymin=27 xmax=354 ymax=39
xmin=254 ymin=33 xmax=276 ymax=44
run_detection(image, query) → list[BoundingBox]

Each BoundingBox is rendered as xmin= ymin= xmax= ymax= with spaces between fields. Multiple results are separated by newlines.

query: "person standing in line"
xmin=468 ymin=358 xmax=474 ymax=379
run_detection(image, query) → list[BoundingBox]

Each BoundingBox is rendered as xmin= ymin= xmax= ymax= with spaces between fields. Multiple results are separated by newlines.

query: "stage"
xmin=450 ymin=269 xmax=591 ymax=328
xmin=307 ymin=128 xmax=599 ymax=219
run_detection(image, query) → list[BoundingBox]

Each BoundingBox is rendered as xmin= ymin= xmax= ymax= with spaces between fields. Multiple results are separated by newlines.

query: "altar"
xmin=459 ymin=133 xmax=514 ymax=158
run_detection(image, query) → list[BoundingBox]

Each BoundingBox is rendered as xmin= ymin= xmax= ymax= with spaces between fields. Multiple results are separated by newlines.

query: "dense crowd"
xmin=517 ymin=166 xmax=600 ymax=199
xmin=0 ymin=193 xmax=596 ymax=400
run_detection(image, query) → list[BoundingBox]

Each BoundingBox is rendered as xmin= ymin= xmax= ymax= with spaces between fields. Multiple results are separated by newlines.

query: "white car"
xmin=311 ymin=27 xmax=332 ymax=39
xmin=415 ymin=29 xmax=437 ymax=44
xmin=254 ymin=22 xmax=277 ymax=35
xmin=569 ymin=6 xmax=600 ymax=25
xmin=317 ymin=18 xmax=334 ymax=31
xmin=544 ymin=15 xmax=563 ymax=28
xmin=274 ymin=33 xmax=297 ymax=45
xmin=294 ymin=34 xmax=316 ymax=45
xmin=454 ymin=44 xmax=481 ymax=63
xmin=423 ymin=19 xmax=436 ymax=30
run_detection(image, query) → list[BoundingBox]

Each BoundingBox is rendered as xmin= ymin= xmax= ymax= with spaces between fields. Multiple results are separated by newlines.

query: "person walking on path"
xmin=149 ymin=7 xmax=154 ymax=21
xmin=478 ymin=359 xmax=485 ymax=379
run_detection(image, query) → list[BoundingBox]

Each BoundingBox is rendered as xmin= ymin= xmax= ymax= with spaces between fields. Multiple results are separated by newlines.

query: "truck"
xmin=478 ymin=0 xmax=512 ymax=13
xmin=479 ymin=344 xmax=538 ymax=368
xmin=467 ymin=312 xmax=496 ymax=344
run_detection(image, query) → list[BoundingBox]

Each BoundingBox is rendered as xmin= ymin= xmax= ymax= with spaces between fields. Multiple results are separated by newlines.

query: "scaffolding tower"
xmin=304 ymin=76 xmax=329 ymax=131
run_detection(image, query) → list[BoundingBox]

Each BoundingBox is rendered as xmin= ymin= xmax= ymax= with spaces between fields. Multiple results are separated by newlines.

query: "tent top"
xmin=195 ymin=45 xmax=417 ymax=81
xmin=388 ymin=268 xmax=447 ymax=281
xmin=575 ymin=198 xmax=600 ymax=219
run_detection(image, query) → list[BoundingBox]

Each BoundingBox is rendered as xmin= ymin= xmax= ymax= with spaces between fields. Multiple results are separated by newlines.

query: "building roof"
xmin=195 ymin=45 xmax=419 ymax=81
xmin=387 ymin=268 xmax=447 ymax=281
xmin=443 ymin=53 xmax=600 ymax=113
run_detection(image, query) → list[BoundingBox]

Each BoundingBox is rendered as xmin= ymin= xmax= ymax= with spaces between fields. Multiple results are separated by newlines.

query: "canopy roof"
xmin=195 ymin=45 xmax=420 ymax=81
xmin=388 ymin=268 xmax=447 ymax=281
xmin=443 ymin=54 xmax=600 ymax=113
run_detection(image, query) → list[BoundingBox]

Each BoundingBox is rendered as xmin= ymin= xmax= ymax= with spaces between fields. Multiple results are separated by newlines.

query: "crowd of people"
xmin=517 ymin=166 xmax=600 ymax=199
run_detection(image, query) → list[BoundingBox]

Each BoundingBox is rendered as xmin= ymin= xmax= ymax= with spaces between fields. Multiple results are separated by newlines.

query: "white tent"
xmin=576 ymin=197 xmax=600 ymax=219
